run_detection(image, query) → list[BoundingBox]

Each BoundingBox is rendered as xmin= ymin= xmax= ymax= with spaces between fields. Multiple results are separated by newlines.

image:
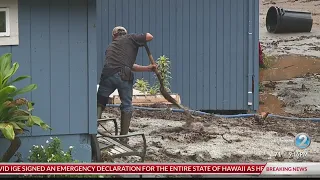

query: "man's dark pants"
xmin=97 ymin=72 xmax=133 ymax=137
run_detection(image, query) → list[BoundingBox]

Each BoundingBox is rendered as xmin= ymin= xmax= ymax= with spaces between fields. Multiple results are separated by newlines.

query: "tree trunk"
xmin=1 ymin=137 xmax=21 ymax=162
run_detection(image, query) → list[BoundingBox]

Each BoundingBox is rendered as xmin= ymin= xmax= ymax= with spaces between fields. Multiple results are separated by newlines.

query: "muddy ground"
xmin=101 ymin=107 xmax=320 ymax=164
xmin=99 ymin=0 xmax=320 ymax=166
xmin=257 ymin=0 xmax=320 ymax=162
xmin=260 ymin=0 xmax=320 ymax=116
xmin=259 ymin=55 xmax=320 ymax=116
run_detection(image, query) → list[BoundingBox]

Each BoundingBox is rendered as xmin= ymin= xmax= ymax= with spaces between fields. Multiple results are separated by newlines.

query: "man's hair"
xmin=112 ymin=26 xmax=127 ymax=38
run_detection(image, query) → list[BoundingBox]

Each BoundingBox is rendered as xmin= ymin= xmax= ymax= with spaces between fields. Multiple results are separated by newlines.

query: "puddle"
xmin=258 ymin=93 xmax=286 ymax=115
xmin=260 ymin=55 xmax=320 ymax=81
xmin=259 ymin=55 xmax=320 ymax=115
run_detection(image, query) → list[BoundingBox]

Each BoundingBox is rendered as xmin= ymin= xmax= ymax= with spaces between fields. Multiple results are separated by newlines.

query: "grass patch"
xmin=260 ymin=53 xmax=275 ymax=69
xmin=259 ymin=82 xmax=265 ymax=92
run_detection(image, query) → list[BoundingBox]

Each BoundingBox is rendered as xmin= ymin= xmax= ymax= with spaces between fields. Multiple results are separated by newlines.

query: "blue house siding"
xmin=97 ymin=0 xmax=259 ymax=111
xmin=0 ymin=0 xmax=97 ymax=162
xmin=0 ymin=0 xmax=96 ymax=136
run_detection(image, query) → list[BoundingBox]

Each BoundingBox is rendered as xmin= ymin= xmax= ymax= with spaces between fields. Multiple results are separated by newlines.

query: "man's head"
xmin=112 ymin=26 xmax=127 ymax=40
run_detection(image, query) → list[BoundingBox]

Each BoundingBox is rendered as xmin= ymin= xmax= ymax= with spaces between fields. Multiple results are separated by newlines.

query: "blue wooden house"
xmin=0 ymin=0 xmax=259 ymax=162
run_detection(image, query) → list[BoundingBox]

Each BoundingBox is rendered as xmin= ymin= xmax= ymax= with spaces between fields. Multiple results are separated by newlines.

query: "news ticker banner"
xmin=0 ymin=163 xmax=320 ymax=176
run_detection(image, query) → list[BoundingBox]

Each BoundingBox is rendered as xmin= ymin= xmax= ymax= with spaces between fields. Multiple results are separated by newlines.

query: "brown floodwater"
xmin=260 ymin=55 xmax=320 ymax=82
xmin=258 ymin=55 xmax=320 ymax=114
xmin=258 ymin=93 xmax=286 ymax=115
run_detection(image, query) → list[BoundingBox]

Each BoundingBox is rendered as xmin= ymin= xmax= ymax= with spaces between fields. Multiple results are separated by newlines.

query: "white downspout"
xmin=247 ymin=1 xmax=254 ymax=109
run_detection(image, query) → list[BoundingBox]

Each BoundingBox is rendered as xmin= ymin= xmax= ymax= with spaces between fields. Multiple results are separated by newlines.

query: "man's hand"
xmin=147 ymin=64 xmax=157 ymax=72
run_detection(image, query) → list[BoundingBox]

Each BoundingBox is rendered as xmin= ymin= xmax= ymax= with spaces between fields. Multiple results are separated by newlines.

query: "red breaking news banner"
xmin=0 ymin=163 xmax=266 ymax=175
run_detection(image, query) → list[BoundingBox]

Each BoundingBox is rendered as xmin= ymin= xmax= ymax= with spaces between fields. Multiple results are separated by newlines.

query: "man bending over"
xmin=97 ymin=26 xmax=155 ymax=143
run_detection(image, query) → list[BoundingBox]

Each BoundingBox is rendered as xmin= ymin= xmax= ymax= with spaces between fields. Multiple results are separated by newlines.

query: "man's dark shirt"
xmin=101 ymin=33 xmax=147 ymax=78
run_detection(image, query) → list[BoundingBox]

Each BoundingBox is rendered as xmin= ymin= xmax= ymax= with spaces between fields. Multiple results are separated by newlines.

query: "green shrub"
xmin=28 ymin=137 xmax=75 ymax=163
xmin=133 ymin=78 xmax=150 ymax=93
xmin=148 ymin=86 xmax=158 ymax=95
xmin=27 ymin=137 xmax=109 ymax=178
xmin=153 ymin=55 xmax=171 ymax=93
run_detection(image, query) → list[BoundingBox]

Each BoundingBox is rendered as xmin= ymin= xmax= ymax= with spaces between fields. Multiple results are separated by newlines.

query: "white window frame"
xmin=0 ymin=8 xmax=10 ymax=37
xmin=0 ymin=0 xmax=19 ymax=46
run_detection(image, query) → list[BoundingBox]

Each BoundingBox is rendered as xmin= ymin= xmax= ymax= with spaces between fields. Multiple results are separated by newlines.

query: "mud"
xmin=101 ymin=107 xmax=320 ymax=163
xmin=273 ymin=75 xmax=320 ymax=114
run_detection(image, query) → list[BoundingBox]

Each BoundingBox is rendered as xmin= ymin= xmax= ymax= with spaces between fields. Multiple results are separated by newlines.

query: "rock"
xmin=189 ymin=122 xmax=205 ymax=132
xmin=124 ymin=156 xmax=141 ymax=163
xmin=164 ymin=148 xmax=181 ymax=156
xmin=301 ymin=84 xmax=308 ymax=91
xmin=265 ymin=81 xmax=277 ymax=89
xmin=193 ymin=151 xmax=212 ymax=162
xmin=206 ymin=126 xmax=229 ymax=135
xmin=314 ymin=136 xmax=320 ymax=143
xmin=287 ymin=81 xmax=297 ymax=85
xmin=148 ymin=146 xmax=160 ymax=153
xmin=290 ymin=93 xmax=299 ymax=98
xmin=129 ymin=127 xmax=139 ymax=132
xmin=310 ymin=156 xmax=320 ymax=162
xmin=151 ymin=141 xmax=163 ymax=148
xmin=180 ymin=150 xmax=194 ymax=157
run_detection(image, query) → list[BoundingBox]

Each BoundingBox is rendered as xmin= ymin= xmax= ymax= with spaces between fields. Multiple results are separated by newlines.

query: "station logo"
xmin=294 ymin=133 xmax=311 ymax=149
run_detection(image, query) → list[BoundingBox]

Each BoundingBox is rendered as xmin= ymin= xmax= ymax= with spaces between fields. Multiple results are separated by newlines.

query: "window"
xmin=0 ymin=0 xmax=19 ymax=46
xmin=0 ymin=8 xmax=10 ymax=37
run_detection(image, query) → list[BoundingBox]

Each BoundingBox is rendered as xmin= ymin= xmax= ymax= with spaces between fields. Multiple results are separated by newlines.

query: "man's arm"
xmin=132 ymin=33 xmax=153 ymax=46
xmin=145 ymin=33 xmax=153 ymax=42
xmin=132 ymin=64 xmax=156 ymax=72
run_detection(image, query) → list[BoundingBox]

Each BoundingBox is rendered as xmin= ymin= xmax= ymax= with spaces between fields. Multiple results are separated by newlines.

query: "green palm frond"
xmin=0 ymin=53 xmax=51 ymax=141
